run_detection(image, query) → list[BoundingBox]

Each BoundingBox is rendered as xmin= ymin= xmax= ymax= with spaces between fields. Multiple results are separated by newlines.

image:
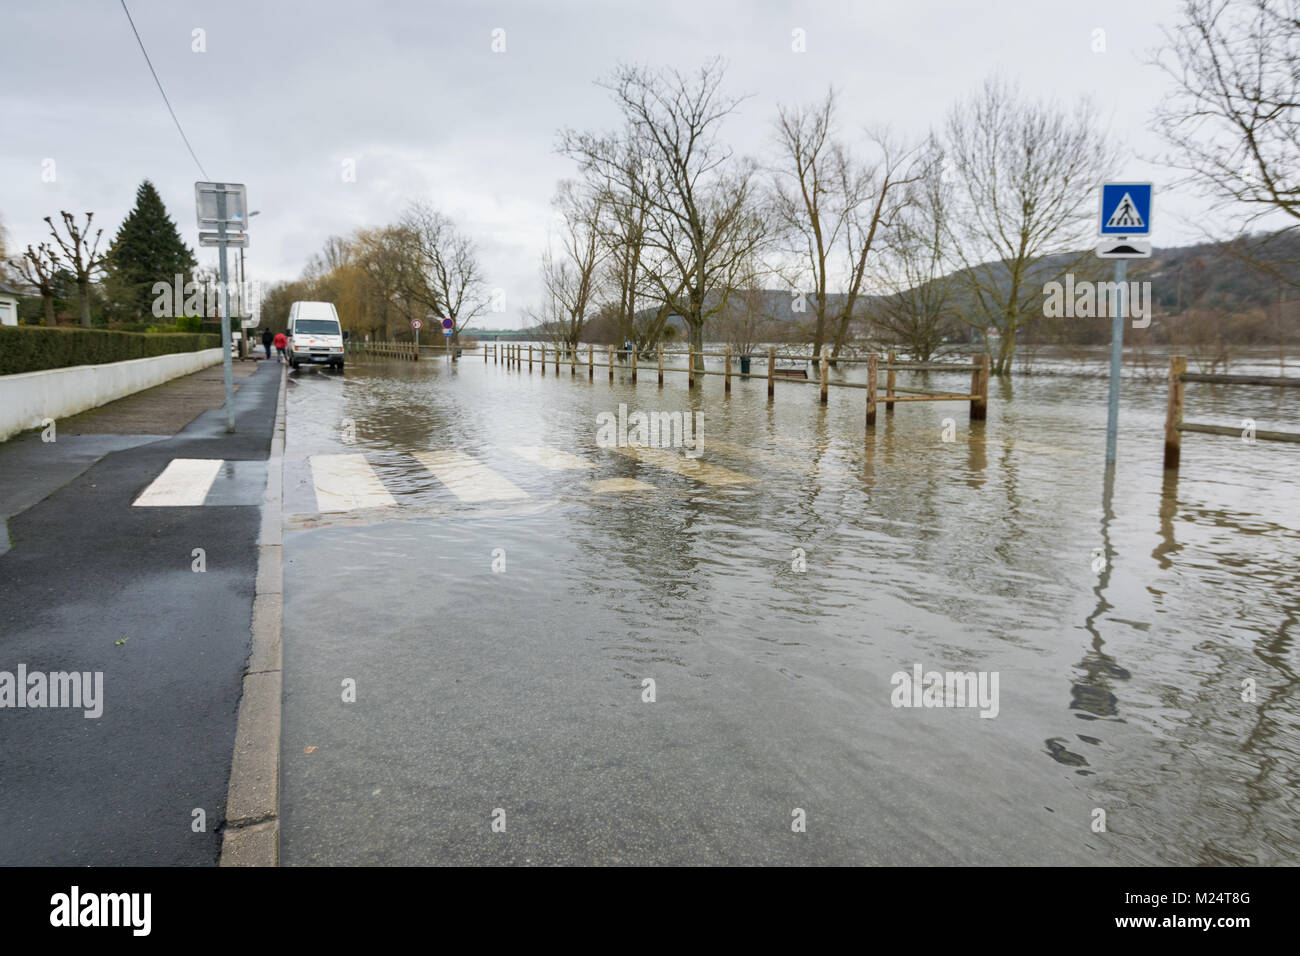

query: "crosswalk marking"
xmin=133 ymin=458 xmax=224 ymax=507
xmin=587 ymin=477 xmax=655 ymax=494
xmin=410 ymin=450 xmax=528 ymax=502
xmin=611 ymin=445 xmax=757 ymax=486
xmin=511 ymin=446 xmax=594 ymax=470
xmin=309 ymin=454 xmax=397 ymax=512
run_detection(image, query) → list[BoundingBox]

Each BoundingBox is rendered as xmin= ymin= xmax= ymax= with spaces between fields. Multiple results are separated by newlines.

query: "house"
xmin=0 ymin=281 xmax=22 ymax=326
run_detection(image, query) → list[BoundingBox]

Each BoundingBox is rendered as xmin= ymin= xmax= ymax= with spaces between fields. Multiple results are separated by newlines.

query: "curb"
xmin=220 ymin=364 xmax=286 ymax=867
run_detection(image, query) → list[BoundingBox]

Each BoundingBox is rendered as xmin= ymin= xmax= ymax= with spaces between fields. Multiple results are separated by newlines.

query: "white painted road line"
xmin=612 ymin=445 xmax=758 ymax=486
xmin=133 ymin=458 xmax=224 ymax=507
xmin=511 ymin=446 xmax=594 ymax=470
xmin=411 ymin=450 xmax=529 ymax=502
xmin=586 ymin=477 xmax=656 ymax=493
xmin=308 ymin=454 xmax=397 ymax=512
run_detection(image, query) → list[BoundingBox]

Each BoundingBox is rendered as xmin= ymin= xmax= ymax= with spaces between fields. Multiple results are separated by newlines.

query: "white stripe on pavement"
xmin=309 ymin=454 xmax=397 ymax=512
xmin=611 ymin=446 xmax=757 ymax=486
xmin=586 ymin=477 xmax=656 ymax=493
xmin=511 ymin=446 xmax=594 ymax=470
xmin=411 ymin=450 xmax=529 ymax=502
xmin=133 ymin=458 xmax=224 ymax=507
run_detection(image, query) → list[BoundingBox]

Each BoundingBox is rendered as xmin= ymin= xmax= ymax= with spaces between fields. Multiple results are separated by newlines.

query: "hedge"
xmin=0 ymin=326 xmax=222 ymax=376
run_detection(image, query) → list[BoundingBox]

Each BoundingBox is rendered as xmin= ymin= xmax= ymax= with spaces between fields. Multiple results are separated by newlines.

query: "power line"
xmin=118 ymin=0 xmax=209 ymax=179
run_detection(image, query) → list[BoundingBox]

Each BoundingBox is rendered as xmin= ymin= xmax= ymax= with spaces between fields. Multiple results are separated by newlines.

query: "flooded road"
xmin=278 ymin=347 xmax=1300 ymax=865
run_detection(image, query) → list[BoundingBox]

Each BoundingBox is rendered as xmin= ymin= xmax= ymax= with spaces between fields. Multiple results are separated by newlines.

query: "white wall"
xmin=0 ymin=348 xmax=223 ymax=441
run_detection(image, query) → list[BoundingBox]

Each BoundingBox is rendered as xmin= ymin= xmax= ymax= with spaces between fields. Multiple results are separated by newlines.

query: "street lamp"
xmin=237 ymin=210 xmax=260 ymax=356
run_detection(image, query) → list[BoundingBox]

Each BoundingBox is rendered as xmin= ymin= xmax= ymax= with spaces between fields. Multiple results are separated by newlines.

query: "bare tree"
xmin=944 ymin=77 xmax=1116 ymax=375
xmin=529 ymin=181 xmax=609 ymax=353
xmin=770 ymin=90 xmax=923 ymax=365
xmin=45 ymin=211 xmax=106 ymax=327
xmin=401 ymin=202 xmax=488 ymax=348
xmin=1152 ymin=0 xmax=1300 ymax=283
xmin=870 ymin=144 xmax=958 ymax=361
xmin=565 ymin=59 xmax=767 ymax=371
xmin=12 ymin=242 xmax=61 ymax=324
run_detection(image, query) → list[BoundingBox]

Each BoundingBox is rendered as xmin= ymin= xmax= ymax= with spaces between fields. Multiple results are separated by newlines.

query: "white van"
xmin=287 ymin=301 xmax=346 ymax=370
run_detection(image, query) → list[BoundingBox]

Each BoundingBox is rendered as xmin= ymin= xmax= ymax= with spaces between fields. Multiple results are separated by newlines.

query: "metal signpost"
xmin=1096 ymin=183 xmax=1153 ymax=465
xmin=442 ymin=317 xmax=454 ymax=361
xmin=411 ymin=317 xmax=422 ymax=350
xmin=195 ymin=182 xmax=249 ymax=433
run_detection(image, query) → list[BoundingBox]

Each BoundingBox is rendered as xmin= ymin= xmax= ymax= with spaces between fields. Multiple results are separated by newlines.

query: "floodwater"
xmin=279 ymin=345 xmax=1299 ymax=865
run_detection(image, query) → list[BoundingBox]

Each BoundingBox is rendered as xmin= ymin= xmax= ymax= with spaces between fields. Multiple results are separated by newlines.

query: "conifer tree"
xmin=105 ymin=181 xmax=197 ymax=321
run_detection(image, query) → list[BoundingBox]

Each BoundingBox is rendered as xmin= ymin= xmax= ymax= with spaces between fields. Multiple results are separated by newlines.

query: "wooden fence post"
xmin=589 ymin=343 xmax=594 ymax=381
xmin=608 ymin=345 xmax=614 ymax=383
xmin=688 ymin=347 xmax=695 ymax=389
xmin=866 ymin=354 xmax=878 ymax=429
xmin=657 ymin=344 xmax=664 ymax=387
xmin=970 ymin=353 xmax=989 ymax=421
xmin=726 ymin=345 xmax=733 ymax=394
xmin=1164 ymin=355 xmax=1186 ymax=470
xmin=555 ymin=344 xmax=560 ymax=374
xmin=767 ymin=346 xmax=776 ymax=399
xmin=819 ymin=345 xmax=829 ymax=403
xmin=886 ymin=351 xmax=896 ymax=415
xmin=631 ymin=347 xmax=637 ymax=383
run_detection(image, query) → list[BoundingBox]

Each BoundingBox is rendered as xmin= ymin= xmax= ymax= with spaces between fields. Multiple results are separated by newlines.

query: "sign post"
xmin=442 ymin=317 xmax=454 ymax=362
xmin=1096 ymin=183 xmax=1153 ymax=465
xmin=195 ymin=182 xmax=249 ymax=433
xmin=411 ymin=317 xmax=422 ymax=351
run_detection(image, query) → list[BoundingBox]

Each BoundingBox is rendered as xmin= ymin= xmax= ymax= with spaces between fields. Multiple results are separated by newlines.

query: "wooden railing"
xmin=488 ymin=342 xmax=990 ymax=432
xmin=348 ymin=340 xmax=419 ymax=361
xmin=1163 ymin=355 xmax=1300 ymax=468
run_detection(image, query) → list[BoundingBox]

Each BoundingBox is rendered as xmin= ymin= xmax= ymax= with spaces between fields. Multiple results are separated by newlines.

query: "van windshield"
xmin=294 ymin=320 xmax=340 ymax=335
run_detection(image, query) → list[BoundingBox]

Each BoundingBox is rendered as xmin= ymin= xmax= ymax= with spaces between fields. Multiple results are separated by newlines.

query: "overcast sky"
xmin=2 ymin=0 xmax=1222 ymax=328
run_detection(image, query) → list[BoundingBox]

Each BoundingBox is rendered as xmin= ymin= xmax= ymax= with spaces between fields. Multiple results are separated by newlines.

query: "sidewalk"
xmin=0 ymin=357 xmax=283 ymax=865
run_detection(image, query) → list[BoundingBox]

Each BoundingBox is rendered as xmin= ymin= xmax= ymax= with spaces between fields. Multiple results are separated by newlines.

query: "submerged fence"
xmin=1163 ymin=355 xmax=1300 ymax=469
xmin=348 ymin=341 xmax=419 ymax=360
xmin=487 ymin=342 xmax=989 ymax=433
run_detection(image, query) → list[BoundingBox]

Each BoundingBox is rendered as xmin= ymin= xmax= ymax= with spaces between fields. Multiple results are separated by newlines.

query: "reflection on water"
xmin=286 ymin=348 xmax=1300 ymax=864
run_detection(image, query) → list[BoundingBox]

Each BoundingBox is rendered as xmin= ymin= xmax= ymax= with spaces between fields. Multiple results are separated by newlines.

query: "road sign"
xmin=1096 ymin=239 xmax=1152 ymax=259
xmin=1099 ymin=183 xmax=1153 ymax=236
xmin=199 ymin=232 xmax=247 ymax=247
xmin=194 ymin=182 xmax=250 ymax=435
xmin=411 ymin=319 xmax=423 ymax=330
xmin=441 ymin=317 xmax=454 ymax=330
xmin=195 ymin=182 xmax=248 ymax=229
xmin=443 ymin=327 xmax=453 ymax=336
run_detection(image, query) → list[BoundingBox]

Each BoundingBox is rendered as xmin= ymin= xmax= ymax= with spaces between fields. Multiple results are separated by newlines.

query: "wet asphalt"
xmin=0 ymin=361 xmax=280 ymax=865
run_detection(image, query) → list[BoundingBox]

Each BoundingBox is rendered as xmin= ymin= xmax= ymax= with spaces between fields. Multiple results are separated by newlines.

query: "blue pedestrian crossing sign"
xmin=1099 ymin=183 xmax=1153 ymax=236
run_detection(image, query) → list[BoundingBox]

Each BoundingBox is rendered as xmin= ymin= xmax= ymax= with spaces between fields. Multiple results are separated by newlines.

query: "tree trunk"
xmin=994 ymin=331 xmax=1015 ymax=376
xmin=690 ymin=321 xmax=704 ymax=370
xmin=42 ymin=294 xmax=55 ymax=325
xmin=78 ymin=280 xmax=91 ymax=327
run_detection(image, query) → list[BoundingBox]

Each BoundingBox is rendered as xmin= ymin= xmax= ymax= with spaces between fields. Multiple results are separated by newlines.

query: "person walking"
xmin=274 ymin=331 xmax=289 ymax=365
xmin=261 ymin=328 xmax=274 ymax=360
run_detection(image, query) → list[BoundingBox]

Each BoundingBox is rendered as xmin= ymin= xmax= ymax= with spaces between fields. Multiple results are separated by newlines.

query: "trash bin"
xmin=740 ymin=355 xmax=751 ymax=374
xmin=455 ymin=348 xmax=462 ymax=358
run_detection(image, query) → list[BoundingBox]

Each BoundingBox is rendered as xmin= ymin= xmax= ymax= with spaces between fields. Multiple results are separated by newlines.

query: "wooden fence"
xmin=1163 ymin=355 xmax=1300 ymax=468
xmin=347 ymin=341 xmax=419 ymax=361
xmin=488 ymin=342 xmax=989 ymax=432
